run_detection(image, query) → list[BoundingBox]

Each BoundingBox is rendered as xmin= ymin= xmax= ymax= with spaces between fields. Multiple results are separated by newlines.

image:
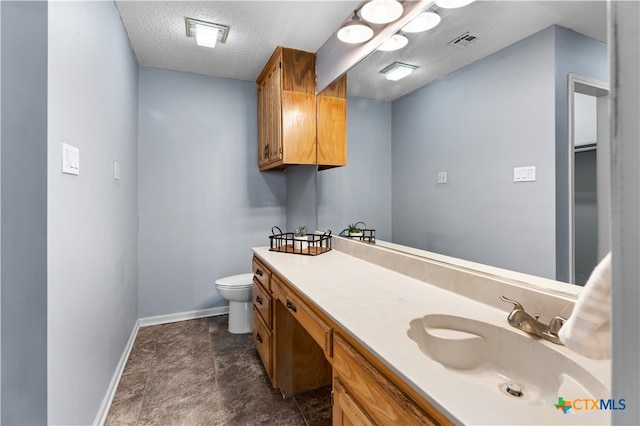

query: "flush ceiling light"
xmin=435 ymin=0 xmax=476 ymax=9
xmin=361 ymin=0 xmax=404 ymax=24
xmin=402 ymin=11 xmax=441 ymax=33
xmin=185 ymin=18 xmax=229 ymax=48
xmin=337 ymin=10 xmax=374 ymax=44
xmin=377 ymin=34 xmax=408 ymax=51
xmin=380 ymin=62 xmax=418 ymax=81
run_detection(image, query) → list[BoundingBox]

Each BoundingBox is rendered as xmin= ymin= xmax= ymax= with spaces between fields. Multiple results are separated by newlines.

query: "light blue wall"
xmin=553 ymin=26 xmax=608 ymax=282
xmin=392 ymin=26 xmax=557 ymax=278
xmin=318 ymin=96 xmax=392 ymax=240
xmin=286 ymin=165 xmax=318 ymax=232
xmin=47 ymin=2 xmax=139 ymax=424
xmin=390 ymin=25 xmax=606 ymax=281
xmin=1 ymin=2 xmax=48 ymax=424
xmin=138 ymin=66 xmax=286 ymax=318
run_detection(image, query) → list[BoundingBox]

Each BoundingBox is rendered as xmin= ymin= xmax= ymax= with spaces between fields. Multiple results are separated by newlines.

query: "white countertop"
xmin=253 ymin=247 xmax=611 ymax=425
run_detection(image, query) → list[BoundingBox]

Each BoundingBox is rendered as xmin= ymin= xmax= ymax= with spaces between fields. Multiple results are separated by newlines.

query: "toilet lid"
xmin=215 ymin=273 xmax=254 ymax=288
xmin=216 ymin=282 xmax=253 ymax=290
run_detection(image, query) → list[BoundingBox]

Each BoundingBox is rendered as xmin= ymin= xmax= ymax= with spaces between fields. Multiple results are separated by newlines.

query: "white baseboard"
xmin=138 ymin=306 xmax=229 ymax=328
xmin=93 ymin=306 xmax=228 ymax=425
xmin=93 ymin=320 xmax=139 ymax=426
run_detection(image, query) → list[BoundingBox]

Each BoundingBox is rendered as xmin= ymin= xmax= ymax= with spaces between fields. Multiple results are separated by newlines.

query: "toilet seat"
xmin=216 ymin=283 xmax=252 ymax=289
xmin=215 ymin=273 xmax=254 ymax=289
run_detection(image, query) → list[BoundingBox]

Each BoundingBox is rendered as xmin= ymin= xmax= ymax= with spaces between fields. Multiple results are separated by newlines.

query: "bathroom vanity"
xmin=251 ymin=238 xmax=611 ymax=425
xmin=252 ymin=253 xmax=448 ymax=425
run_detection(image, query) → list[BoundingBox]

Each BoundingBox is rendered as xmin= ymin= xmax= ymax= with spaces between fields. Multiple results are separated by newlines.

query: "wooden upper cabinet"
xmin=256 ymin=46 xmax=317 ymax=171
xmin=317 ymin=74 xmax=347 ymax=170
xmin=257 ymin=46 xmax=348 ymax=171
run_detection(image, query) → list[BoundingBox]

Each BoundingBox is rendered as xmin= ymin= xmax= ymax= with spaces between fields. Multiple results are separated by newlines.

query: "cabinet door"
xmin=317 ymin=74 xmax=347 ymax=169
xmin=257 ymin=59 xmax=282 ymax=169
xmin=333 ymin=333 xmax=448 ymax=426
xmin=257 ymin=83 xmax=269 ymax=167
xmin=267 ymin=61 xmax=283 ymax=164
xmin=333 ymin=377 xmax=375 ymax=426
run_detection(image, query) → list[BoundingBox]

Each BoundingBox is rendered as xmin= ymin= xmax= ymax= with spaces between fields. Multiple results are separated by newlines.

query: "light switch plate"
xmin=62 ymin=143 xmax=79 ymax=175
xmin=514 ymin=166 xmax=536 ymax=182
xmin=114 ymin=160 xmax=121 ymax=181
xmin=437 ymin=171 xmax=448 ymax=184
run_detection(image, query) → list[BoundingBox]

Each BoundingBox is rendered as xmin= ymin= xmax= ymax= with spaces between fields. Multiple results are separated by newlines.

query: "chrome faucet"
xmin=500 ymin=295 xmax=566 ymax=345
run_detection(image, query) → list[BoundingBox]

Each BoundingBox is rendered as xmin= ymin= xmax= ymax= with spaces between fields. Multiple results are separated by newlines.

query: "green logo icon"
xmin=555 ymin=397 xmax=572 ymax=414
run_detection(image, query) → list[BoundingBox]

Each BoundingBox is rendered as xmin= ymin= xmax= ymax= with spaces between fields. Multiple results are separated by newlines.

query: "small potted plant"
xmin=348 ymin=223 xmax=363 ymax=239
xmin=294 ymin=225 xmax=308 ymax=250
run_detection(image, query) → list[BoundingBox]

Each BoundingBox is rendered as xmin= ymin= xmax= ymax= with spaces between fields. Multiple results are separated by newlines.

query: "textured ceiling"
xmin=115 ymin=1 xmax=607 ymax=101
xmin=115 ymin=0 xmax=360 ymax=82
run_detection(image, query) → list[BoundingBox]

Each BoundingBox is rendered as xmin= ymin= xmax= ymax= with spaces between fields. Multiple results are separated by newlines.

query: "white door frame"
xmin=567 ymin=73 xmax=609 ymax=284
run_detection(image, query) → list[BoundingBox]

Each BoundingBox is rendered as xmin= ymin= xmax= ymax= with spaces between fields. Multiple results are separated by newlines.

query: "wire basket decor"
xmin=269 ymin=226 xmax=332 ymax=256
xmin=339 ymin=221 xmax=376 ymax=244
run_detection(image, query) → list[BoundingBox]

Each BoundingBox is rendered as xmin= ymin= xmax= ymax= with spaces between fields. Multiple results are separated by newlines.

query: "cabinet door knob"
xmin=286 ymin=299 xmax=297 ymax=313
xmin=255 ymin=295 xmax=263 ymax=305
xmin=256 ymin=332 xmax=263 ymax=343
xmin=255 ymin=268 xmax=263 ymax=277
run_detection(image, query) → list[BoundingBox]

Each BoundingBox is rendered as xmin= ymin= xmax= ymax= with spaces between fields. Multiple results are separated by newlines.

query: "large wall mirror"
xmin=317 ymin=0 xmax=608 ymax=289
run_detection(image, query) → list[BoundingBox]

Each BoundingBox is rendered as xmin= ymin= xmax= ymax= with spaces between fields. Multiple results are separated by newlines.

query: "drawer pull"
xmin=255 ymin=268 xmax=263 ymax=277
xmin=256 ymin=332 xmax=263 ymax=343
xmin=255 ymin=295 xmax=263 ymax=305
xmin=286 ymin=299 xmax=297 ymax=313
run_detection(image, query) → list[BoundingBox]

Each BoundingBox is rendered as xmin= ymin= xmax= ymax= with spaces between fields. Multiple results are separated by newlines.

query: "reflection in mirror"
xmin=570 ymin=76 xmax=610 ymax=285
xmin=318 ymin=1 xmax=608 ymax=287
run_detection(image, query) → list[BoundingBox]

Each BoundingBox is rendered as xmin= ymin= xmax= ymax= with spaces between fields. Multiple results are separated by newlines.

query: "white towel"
xmin=558 ymin=252 xmax=612 ymax=359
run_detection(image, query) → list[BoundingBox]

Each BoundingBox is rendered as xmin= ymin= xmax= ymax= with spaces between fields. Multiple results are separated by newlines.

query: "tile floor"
xmin=105 ymin=315 xmax=332 ymax=426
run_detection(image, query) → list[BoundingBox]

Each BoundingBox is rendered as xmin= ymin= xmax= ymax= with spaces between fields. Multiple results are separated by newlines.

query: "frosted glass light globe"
xmin=361 ymin=0 xmax=404 ymax=24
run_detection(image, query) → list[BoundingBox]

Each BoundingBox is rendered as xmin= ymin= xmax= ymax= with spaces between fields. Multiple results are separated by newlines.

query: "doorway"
xmin=568 ymin=74 xmax=610 ymax=285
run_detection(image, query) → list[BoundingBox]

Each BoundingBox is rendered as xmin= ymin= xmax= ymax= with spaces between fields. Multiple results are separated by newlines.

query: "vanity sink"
xmin=407 ymin=314 xmax=610 ymax=406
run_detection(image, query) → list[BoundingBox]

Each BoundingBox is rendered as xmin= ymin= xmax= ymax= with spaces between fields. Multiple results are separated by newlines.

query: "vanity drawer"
xmin=252 ymin=281 xmax=271 ymax=328
xmin=272 ymin=275 xmax=332 ymax=358
xmin=252 ymin=256 xmax=271 ymax=290
xmin=253 ymin=309 xmax=272 ymax=377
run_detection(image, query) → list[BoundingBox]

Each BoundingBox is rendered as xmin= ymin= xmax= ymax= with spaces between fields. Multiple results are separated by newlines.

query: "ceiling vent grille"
xmin=448 ymin=32 xmax=479 ymax=48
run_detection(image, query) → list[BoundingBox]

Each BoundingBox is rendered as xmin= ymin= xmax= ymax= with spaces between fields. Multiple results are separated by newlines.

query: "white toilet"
xmin=215 ymin=273 xmax=254 ymax=334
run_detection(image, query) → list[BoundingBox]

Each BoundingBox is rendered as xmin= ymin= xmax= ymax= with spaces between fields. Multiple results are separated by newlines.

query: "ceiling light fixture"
xmin=377 ymin=34 xmax=408 ymax=51
xmin=402 ymin=11 xmax=441 ymax=33
xmin=337 ymin=10 xmax=374 ymax=44
xmin=361 ymin=0 xmax=404 ymax=25
xmin=185 ymin=18 xmax=229 ymax=48
xmin=196 ymin=25 xmax=218 ymax=48
xmin=435 ymin=0 xmax=476 ymax=9
xmin=380 ymin=62 xmax=418 ymax=81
